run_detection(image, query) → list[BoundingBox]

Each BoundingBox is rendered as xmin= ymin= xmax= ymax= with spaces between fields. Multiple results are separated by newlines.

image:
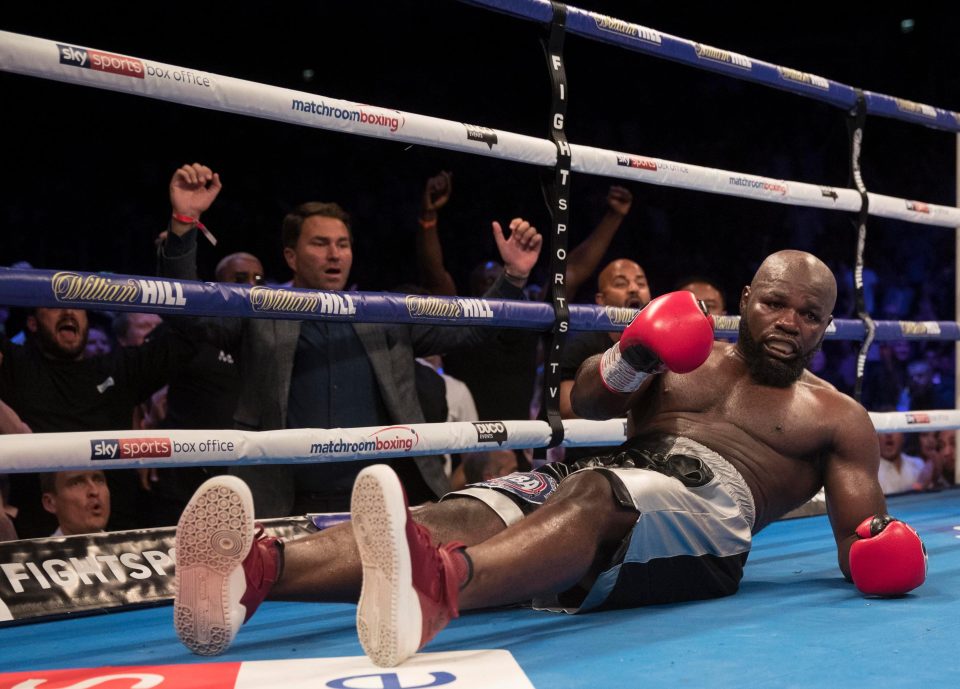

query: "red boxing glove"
xmin=849 ymin=514 xmax=927 ymax=596
xmin=600 ymin=291 xmax=715 ymax=393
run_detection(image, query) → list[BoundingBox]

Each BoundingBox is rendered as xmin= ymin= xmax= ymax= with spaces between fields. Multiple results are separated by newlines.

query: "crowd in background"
xmin=1 ymin=153 xmax=957 ymax=542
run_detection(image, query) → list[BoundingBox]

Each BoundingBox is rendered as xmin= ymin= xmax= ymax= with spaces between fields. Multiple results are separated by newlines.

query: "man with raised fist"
xmin=173 ymin=250 xmax=925 ymax=668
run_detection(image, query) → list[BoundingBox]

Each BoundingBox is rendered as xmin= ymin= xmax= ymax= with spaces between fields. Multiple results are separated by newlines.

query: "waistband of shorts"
xmin=664 ymin=435 xmax=756 ymax=529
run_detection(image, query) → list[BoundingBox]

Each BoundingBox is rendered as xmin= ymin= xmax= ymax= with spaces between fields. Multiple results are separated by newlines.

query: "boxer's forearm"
xmin=570 ymin=355 xmax=640 ymax=420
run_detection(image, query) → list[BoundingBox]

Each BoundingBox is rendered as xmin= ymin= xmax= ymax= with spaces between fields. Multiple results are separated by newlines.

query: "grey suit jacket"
xmin=159 ymin=232 xmax=524 ymax=516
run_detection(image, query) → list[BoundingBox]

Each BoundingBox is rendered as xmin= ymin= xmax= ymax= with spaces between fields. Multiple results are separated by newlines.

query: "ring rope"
xmin=0 ymin=411 xmax=954 ymax=474
xmin=2 ymin=267 xmax=959 ymax=343
xmin=467 ymin=0 xmax=960 ymax=132
xmin=2 ymin=9 xmax=957 ymax=487
xmin=0 ymin=31 xmax=957 ymax=229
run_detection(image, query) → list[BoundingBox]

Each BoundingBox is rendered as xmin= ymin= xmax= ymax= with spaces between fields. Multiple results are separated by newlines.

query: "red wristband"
xmin=171 ymin=213 xmax=218 ymax=246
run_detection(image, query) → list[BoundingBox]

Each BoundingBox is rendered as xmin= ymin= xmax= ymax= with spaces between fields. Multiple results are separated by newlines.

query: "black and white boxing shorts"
xmin=444 ymin=434 xmax=756 ymax=612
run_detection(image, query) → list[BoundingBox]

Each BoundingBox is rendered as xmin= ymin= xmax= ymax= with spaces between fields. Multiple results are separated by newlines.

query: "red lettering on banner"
xmin=88 ymin=50 xmax=145 ymax=78
xmin=0 ymin=662 xmax=241 ymax=689
xmin=119 ymin=438 xmax=172 ymax=458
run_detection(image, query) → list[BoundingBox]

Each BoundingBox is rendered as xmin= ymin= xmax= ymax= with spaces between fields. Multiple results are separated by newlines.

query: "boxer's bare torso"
xmin=629 ymin=341 xmax=874 ymax=532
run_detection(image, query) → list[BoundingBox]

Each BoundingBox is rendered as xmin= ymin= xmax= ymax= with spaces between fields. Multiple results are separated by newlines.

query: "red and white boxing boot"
xmin=174 ymin=475 xmax=283 ymax=656
xmin=352 ymin=464 xmax=468 ymax=667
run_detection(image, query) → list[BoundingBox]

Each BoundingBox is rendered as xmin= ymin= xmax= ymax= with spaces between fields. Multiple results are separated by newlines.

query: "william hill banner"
xmin=0 ymin=517 xmax=321 ymax=624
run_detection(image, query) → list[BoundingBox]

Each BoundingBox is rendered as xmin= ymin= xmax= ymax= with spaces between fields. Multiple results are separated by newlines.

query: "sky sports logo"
xmin=58 ymin=44 xmax=145 ymax=79
xmin=90 ymin=438 xmax=172 ymax=460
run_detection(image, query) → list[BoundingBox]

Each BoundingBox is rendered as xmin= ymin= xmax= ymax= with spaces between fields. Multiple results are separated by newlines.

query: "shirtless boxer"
xmin=173 ymin=250 xmax=926 ymax=667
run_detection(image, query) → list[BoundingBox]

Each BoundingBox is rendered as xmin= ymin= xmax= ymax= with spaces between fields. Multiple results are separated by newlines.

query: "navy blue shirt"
xmin=286 ymin=320 xmax=388 ymax=494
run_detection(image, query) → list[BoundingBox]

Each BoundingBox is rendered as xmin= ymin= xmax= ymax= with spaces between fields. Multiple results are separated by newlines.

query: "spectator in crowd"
xmin=912 ymin=430 xmax=946 ymax=491
xmin=876 ymin=428 xmax=925 ymax=494
xmin=0 ymin=390 xmax=30 ymax=434
xmin=923 ymin=343 xmax=955 ymax=390
xmin=559 ymin=257 xmax=652 ymax=420
xmin=675 ymin=276 xmax=727 ymax=316
xmin=83 ymin=313 xmax=114 ymax=358
xmin=450 ymin=448 xmax=518 ymax=490
xmin=0 ymin=393 xmax=27 ymax=540
xmin=0 ymin=307 xmax=194 ymax=537
xmin=2 ymin=262 xmax=35 ymax=344
xmin=555 ymin=258 xmax=653 ymax=462
xmin=112 ymin=312 xmax=169 ymax=464
xmin=158 ymin=163 xmax=542 ymax=516
xmin=40 ymin=470 xmax=110 ymax=536
xmin=898 ymin=358 xmax=954 ymax=411
xmin=215 ymin=252 xmax=265 ymax=286
xmin=415 ymin=354 xmax=477 ymax=480
xmin=141 ymin=247 xmax=268 ymax=527
xmin=914 ymin=430 xmax=957 ymax=490
xmin=114 ymin=312 xmax=163 ymax=348
xmin=915 ymin=430 xmax=941 ymax=468
xmin=862 ymin=340 xmax=912 ymax=410
xmin=0 ymin=475 xmax=18 ymax=541
xmin=418 ymin=171 xmax=636 ymax=427
xmin=935 ymin=429 xmax=955 ymax=487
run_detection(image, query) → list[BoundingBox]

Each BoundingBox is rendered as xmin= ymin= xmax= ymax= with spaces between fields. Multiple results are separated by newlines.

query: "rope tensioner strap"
xmin=539 ymin=1 xmax=571 ymax=451
xmin=847 ymin=90 xmax=876 ymax=404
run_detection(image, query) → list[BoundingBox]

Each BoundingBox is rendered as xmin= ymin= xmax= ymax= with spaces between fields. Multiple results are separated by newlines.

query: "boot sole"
xmin=174 ymin=475 xmax=254 ymax=656
xmin=352 ymin=465 xmax=422 ymax=667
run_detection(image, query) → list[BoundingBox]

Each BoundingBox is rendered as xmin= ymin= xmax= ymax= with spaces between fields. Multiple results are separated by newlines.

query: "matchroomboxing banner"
xmin=0 ymin=517 xmax=319 ymax=625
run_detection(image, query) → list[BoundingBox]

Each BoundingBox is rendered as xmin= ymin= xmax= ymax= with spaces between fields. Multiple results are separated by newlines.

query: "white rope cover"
xmin=0 ymin=413 xmax=956 ymax=473
xmin=1 ymin=31 xmax=958 ymax=229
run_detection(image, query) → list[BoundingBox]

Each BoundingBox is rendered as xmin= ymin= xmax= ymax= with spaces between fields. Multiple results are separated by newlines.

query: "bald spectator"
xmin=559 ymin=258 xmax=651 ymax=420
xmin=215 ymin=252 xmax=265 ymax=285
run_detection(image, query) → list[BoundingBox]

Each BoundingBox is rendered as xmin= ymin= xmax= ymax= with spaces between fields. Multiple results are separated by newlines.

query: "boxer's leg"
xmin=351 ymin=465 xmax=635 ymax=666
xmin=173 ymin=473 xmax=507 ymax=656
xmin=275 ymin=494 xmax=505 ymax=601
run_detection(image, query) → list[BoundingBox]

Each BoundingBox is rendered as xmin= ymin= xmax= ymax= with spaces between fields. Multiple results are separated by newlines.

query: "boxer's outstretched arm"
xmin=823 ymin=397 xmax=927 ymax=597
xmin=822 ymin=399 xmax=887 ymax=578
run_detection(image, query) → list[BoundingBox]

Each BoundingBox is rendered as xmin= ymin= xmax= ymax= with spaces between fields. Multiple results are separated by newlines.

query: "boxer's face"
xmin=28 ymin=308 xmax=89 ymax=361
xmin=285 ymin=215 xmax=353 ymax=291
xmin=738 ymin=278 xmax=831 ymax=387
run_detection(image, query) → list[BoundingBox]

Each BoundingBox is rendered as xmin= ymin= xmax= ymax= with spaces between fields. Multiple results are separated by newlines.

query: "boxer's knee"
xmin=549 ymin=469 xmax=638 ymax=540
xmin=413 ymin=494 xmax=506 ymax=545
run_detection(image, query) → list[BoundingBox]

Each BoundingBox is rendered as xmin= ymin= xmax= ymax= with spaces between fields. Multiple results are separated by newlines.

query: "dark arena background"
xmin=2 ymin=2 xmax=958 ymax=315
xmin=2 ymin=3 xmax=960 ymax=688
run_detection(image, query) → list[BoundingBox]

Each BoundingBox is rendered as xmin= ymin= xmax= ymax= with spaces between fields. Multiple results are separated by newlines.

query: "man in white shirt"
xmin=876 ymin=431 xmax=925 ymax=494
